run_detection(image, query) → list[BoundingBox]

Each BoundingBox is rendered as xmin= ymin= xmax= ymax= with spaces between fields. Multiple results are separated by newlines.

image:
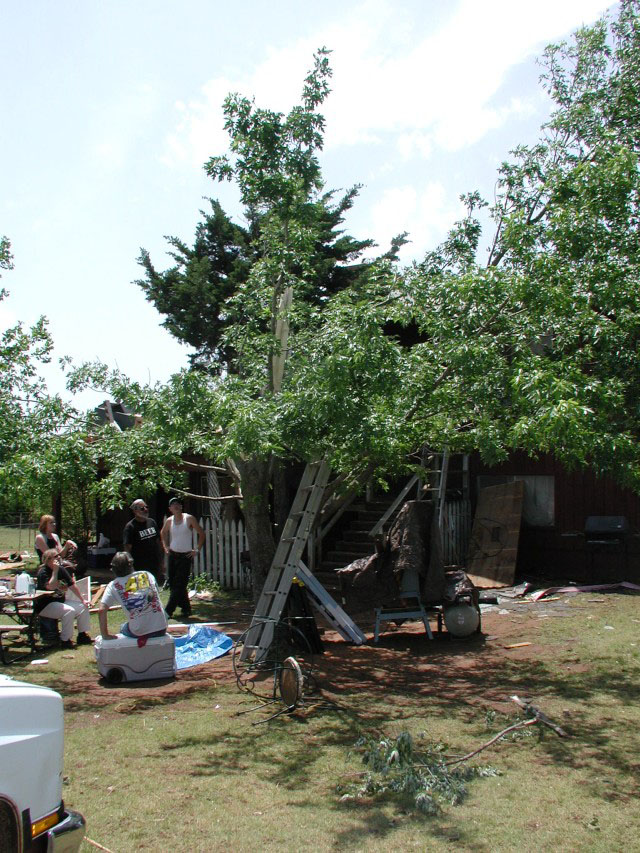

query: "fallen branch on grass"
xmin=84 ymin=838 xmax=115 ymax=853
xmin=445 ymin=718 xmax=539 ymax=767
xmin=445 ymin=697 xmax=569 ymax=767
xmin=511 ymin=695 xmax=568 ymax=738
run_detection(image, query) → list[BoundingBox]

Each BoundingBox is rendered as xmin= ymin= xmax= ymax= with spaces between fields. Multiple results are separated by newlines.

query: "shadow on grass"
xmin=155 ymin=700 xmax=365 ymax=791
xmin=327 ymin=797 xmax=489 ymax=853
xmin=312 ymin=629 xmax=640 ymax=804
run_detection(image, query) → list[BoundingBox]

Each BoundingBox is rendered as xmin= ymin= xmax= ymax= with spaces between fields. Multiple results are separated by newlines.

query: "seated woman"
xmin=34 ymin=549 xmax=92 ymax=649
xmin=35 ymin=515 xmax=77 ymax=564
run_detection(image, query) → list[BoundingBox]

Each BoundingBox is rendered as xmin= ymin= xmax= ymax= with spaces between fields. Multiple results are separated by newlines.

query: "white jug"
xmin=14 ymin=572 xmax=31 ymax=594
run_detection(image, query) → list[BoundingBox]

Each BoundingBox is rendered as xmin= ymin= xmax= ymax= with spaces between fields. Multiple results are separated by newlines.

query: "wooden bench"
xmin=0 ymin=624 xmax=30 ymax=665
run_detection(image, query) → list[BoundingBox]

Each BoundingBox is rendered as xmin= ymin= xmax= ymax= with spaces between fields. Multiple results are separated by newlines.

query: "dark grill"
xmin=584 ymin=516 xmax=629 ymax=546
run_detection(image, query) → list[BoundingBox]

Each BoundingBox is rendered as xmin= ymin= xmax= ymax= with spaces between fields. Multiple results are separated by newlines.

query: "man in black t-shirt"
xmin=123 ymin=499 xmax=164 ymax=581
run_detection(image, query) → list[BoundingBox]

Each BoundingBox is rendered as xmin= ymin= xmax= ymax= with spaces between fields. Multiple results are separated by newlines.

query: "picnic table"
xmin=0 ymin=590 xmax=49 ymax=664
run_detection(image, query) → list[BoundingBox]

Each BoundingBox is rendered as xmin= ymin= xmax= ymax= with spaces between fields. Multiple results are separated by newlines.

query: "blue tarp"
xmin=173 ymin=624 xmax=233 ymax=671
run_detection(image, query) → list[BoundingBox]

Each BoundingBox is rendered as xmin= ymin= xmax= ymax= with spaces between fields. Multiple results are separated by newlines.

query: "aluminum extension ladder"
xmin=241 ymin=461 xmax=365 ymax=662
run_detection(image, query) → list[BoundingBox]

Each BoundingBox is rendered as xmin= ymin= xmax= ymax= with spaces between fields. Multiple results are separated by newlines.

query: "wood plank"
xmin=90 ymin=584 xmax=107 ymax=606
xmin=466 ymin=480 xmax=524 ymax=588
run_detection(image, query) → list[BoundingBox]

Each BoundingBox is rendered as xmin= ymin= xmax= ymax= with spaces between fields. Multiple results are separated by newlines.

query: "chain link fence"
xmin=0 ymin=515 xmax=38 ymax=554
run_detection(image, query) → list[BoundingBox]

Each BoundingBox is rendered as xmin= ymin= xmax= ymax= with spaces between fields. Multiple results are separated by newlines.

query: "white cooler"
xmin=94 ymin=633 xmax=176 ymax=683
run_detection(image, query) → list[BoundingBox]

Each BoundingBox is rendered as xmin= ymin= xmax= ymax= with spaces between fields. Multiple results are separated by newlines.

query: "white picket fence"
xmin=442 ymin=499 xmax=472 ymax=566
xmin=192 ymin=517 xmax=249 ymax=589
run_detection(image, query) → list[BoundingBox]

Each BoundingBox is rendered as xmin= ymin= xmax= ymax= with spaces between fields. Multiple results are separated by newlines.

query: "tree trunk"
xmin=272 ymin=457 xmax=290 ymax=540
xmin=236 ymin=456 xmax=276 ymax=602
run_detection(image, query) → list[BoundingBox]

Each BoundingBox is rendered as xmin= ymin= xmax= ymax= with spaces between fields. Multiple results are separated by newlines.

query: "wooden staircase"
xmin=315 ymin=499 xmax=397 ymax=589
xmin=314 ymin=450 xmax=466 ymax=589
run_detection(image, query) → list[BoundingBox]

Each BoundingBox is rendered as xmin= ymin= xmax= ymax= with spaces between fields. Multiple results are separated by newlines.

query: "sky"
xmin=1 ymin=0 xmax=615 ymax=409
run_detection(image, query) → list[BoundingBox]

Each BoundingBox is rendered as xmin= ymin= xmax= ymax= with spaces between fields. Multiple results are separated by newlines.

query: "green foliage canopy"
xmin=72 ymin=1 xmax=640 ymax=538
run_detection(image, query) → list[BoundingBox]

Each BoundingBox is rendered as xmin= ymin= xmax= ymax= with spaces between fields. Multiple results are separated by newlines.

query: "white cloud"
xmin=397 ymin=131 xmax=433 ymax=160
xmin=369 ymin=181 xmax=465 ymax=261
xmin=162 ymin=77 xmax=234 ymax=168
xmin=164 ymin=0 xmax=612 ymax=167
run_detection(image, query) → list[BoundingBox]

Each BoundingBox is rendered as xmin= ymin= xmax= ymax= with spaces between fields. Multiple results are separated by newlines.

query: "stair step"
xmin=349 ymin=521 xmax=375 ymax=532
xmin=326 ymin=551 xmax=374 ymax=565
xmin=351 ymin=501 xmax=394 ymax=511
xmin=338 ymin=530 xmax=372 ymax=543
xmin=319 ymin=560 xmax=351 ymax=571
xmin=333 ymin=541 xmax=373 ymax=553
xmin=313 ymin=574 xmax=341 ymax=589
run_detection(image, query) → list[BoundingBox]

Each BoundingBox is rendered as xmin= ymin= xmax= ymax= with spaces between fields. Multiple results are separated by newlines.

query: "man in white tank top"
xmin=161 ymin=497 xmax=205 ymax=619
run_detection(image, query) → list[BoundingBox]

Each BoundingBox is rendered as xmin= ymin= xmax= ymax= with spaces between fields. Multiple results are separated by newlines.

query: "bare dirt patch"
xmin=56 ymin=596 xmax=582 ymax=724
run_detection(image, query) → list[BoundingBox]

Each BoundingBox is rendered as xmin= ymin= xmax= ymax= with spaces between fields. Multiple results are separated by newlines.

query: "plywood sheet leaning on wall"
xmin=466 ymin=480 xmax=524 ymax=588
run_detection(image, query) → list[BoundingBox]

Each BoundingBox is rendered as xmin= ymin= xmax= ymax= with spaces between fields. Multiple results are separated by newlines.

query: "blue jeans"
xmin=120 ymin=623 xmax=167 ymax=639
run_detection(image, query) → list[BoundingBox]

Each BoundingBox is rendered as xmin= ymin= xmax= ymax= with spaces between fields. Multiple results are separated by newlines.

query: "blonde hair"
xmin=38 ymin=514 xmax=55 ymax=533
xmin=41 ymin=548 xmax=60 ymax=565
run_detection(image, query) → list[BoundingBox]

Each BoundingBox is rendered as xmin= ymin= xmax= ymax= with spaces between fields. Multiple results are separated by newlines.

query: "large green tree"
xmin=124 ymin=49 xmax=405 ymax=584
xmin=73 ymin=3 xmax=640 ymax=592
xmin=135 ymin=190 xmax=391 ymax=372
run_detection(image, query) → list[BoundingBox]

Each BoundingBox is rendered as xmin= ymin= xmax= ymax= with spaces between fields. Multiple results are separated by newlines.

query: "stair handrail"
xmin=369 ymin=474 xmax=420 ymax=538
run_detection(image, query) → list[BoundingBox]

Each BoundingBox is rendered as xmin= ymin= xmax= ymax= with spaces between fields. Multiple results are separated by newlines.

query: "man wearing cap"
xmin=123 ymin=499 xmax=164 ymax=582
xmin=161 ymin=497 xmax=205 ymax=619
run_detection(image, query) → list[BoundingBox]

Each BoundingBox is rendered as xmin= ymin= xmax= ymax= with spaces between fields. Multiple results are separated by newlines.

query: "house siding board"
xmin=469 ymin=452 xmax=640 ymax=582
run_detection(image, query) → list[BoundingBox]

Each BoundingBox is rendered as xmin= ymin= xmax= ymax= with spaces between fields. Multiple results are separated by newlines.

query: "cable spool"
xmin=279 ymin=656 xmax=304 ymax=708
xmin=444 ymin=604 xmax=480 ymax=637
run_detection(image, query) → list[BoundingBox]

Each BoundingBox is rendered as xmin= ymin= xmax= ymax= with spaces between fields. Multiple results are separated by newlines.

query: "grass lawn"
xmin=1 ymin=589 xmax=639 ymax=851
xmin=0 ymin=523 xmax=36 ymax=555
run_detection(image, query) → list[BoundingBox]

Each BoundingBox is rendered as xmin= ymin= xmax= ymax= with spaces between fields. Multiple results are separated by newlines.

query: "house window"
xmin=477 ymin=475 xmax=554 ymax=527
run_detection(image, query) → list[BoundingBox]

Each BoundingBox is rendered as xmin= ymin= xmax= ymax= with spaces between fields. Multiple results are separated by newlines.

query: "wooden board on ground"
xmin=466 ymin=480 xmax=524 ymax=588
xmin=90 ymin=584 xmax=107 ymax=606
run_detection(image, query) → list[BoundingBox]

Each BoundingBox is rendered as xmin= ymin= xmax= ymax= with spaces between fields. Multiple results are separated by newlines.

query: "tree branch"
xmin=445 ymin=718 xmax=538 ymax=767
xmin=182 ymin=460 xmax=228 ymax=474
xmin=172 ymin=488 xmax=241 ymax=502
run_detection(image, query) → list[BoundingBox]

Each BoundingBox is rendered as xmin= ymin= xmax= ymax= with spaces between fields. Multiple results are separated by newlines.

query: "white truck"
xmin=0 ymin=674 xmax=85 ymax=852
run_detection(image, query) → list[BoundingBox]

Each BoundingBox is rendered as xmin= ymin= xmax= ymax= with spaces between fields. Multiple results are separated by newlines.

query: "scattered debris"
xmin=530 ymin=582 xmax=640 ymax=602
xmin=495 ymin=582 xmax=534 ymax=599
xmin=504 ymin=642 xmax=532 ymax=649
xmin=30 ymin=659 xmax=48 ymax=666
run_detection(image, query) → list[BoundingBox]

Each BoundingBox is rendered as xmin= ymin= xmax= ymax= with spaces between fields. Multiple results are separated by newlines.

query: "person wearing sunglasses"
xmin=122 ymin=499 xmax=164 ymax=582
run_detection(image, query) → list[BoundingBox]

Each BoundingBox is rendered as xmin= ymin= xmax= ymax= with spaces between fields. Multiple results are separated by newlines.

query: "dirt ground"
xmin=54 ymin=595 xmax=571 ymax=720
